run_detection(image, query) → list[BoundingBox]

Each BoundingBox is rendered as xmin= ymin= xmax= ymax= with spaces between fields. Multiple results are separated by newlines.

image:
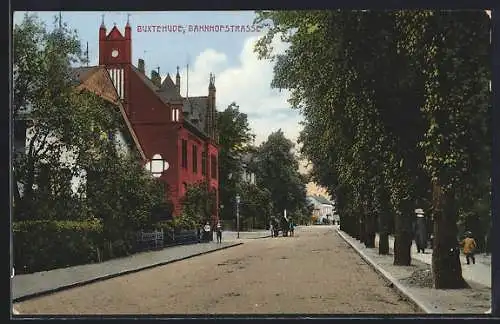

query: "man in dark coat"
xmin=414 ymin=208 xmax=427 ymax=253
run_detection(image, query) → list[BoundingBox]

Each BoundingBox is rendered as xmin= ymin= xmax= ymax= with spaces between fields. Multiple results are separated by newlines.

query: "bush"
xmin=13 ymin=219 xmax=103 ymax=274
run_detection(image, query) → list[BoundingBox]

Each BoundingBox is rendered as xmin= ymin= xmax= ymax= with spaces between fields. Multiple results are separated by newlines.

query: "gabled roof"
xmin=71 ymin=65 xmax=146 ymax=160
xmin=158 ymin=74 xmax=183 ymax=102
xmin=160 ymin=74 xmax=176 ymax=89
xmin=130 ymin=65 xmax=209 ymax=138
xmin=106 ymin=26 xmax=124 ymax=39
xmin=307 ymin=195 xmax=333 ymax=206
xmin=184 ymin=96 xmax=207 ymax=132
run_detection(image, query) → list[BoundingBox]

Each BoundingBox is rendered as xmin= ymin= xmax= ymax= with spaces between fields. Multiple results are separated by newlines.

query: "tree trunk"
xmin=432 ymin=185 xmax=468 ymax=289
xmin=378 ymin=210 xmax=390 ymax=255
xmin=358 ymin=212 xmax=366 ymax=243
xmin=350 ymin=212 xmax=359 ymax=239
xmin=393 ymin=208 xmax=412 ymax=266
xmin=365 ymin=211 xmax=376 ymax=248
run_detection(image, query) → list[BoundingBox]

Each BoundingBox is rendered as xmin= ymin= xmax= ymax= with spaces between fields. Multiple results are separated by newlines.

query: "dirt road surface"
xmin=15 ymin=226 xmax=419 ymax=315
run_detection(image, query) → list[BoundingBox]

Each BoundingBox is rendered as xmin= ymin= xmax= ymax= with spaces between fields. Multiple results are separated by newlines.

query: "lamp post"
xmin=236 ymin=194 xmax=240 ymax=239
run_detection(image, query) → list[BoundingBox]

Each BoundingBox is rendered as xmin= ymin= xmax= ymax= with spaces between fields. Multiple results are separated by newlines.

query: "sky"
xmin=13 ymin=11 xmax=304 ymax=146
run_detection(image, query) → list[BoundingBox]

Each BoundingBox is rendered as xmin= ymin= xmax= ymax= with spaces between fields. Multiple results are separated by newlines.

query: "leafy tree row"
xmin=254 ymin=10 xmax=490 ymax=288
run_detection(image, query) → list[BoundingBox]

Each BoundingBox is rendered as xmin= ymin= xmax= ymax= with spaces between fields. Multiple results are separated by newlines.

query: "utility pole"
xmin=236 ymin=194 xmax=240 ymax=239
xmin=86 ymin=42 xmax=89 ymax=66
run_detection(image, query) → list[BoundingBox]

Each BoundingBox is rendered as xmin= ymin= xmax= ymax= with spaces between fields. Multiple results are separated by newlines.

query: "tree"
xmin=396 ymin=10 xmax=491 ymax=288
xmin=216 ymin=102 xmax=255 ymax=222
xmin=13 ymin=14 xmax=169 ymax=257
xmin=13 ymin=13 xmax=86 ymax=220
xmin=254 ymin=130 xmax=309 ymax=219
xmin=179 ymin=181 xmax=216 ymax=229
xmin=239 ymin=182 xmax=273 ymax=229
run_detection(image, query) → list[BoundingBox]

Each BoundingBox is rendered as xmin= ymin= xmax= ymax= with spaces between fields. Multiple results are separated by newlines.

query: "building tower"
xmin=98 ymin=17 xmax=132 ymax=112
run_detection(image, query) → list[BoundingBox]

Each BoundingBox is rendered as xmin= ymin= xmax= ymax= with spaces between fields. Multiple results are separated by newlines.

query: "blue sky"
xmin=13 ymin=11 xmax=304 ymax=146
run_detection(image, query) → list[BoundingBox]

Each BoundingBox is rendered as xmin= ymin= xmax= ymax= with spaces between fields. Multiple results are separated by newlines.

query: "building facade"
xmin=97 ymin=21 xmax=219 ymax=221
xmin=307 ymin=195 xmax=338 ymax=224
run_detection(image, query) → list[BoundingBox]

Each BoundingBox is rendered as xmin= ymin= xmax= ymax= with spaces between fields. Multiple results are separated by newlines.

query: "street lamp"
xmin=236 ymin=194 xmax=240 ymax=239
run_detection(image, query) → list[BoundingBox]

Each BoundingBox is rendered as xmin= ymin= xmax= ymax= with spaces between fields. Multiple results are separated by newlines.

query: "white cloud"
xmin=163 ymin=34 xmax=303 ymax=145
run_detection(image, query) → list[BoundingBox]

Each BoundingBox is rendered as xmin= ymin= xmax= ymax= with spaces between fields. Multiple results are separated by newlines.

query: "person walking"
xmin=216 ymin=221 xmax=223 ymax=243
xmin=203 ymin=221 xmax=211 ymax=243
xmin=289 ymin=220 xmax=295 ymax=237
xmin=269 ymin=222 xmax=274 ymax=238
xmin=460 ymin=231 xmax=477 ymax=265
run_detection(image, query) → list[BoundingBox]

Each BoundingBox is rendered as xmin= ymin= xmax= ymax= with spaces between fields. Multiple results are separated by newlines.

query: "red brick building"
xmin=97 ymin=20 xmax=219 ymax=221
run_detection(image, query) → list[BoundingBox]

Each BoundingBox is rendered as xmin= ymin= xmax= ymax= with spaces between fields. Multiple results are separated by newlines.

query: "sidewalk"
xmin=336 ymin=228 xmax=491 ymax=314
xmin=12 ymin=241 xmax=242 ymax=302
xmin=374 ymin=234 xmax=491 ymax=288
xmin=222 ymin=230 xmax=271 ymax=241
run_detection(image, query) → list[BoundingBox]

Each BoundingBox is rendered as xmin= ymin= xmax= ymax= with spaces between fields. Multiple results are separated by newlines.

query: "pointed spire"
xmin=176 ymin=66 xmax=180 ymax=76
xmin=100 ymin=14 xmax=105 ymax=28
xmin=209 ymin=73 xmax=215 ymax=89
xmin=126 ymin=13 xmax=131 ymax=26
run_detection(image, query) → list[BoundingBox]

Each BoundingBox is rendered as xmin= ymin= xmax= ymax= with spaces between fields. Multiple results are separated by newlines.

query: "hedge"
xmin=13 ymin=219 xmax=104 ymax=274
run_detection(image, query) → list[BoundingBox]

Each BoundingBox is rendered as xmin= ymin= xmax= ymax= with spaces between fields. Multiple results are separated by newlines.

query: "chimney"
xmin=151 ymin=70 xmax=161 ymax=87
xmin=138 ymin=59 xmax=145 ymax=74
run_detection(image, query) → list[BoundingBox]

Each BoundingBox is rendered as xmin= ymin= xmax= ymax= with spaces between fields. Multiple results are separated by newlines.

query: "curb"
xmin=13 ymin=242 xmax=243 ymax=303
xmin=238 ymin=235 xmax=271 ymax=240
xmin=335 ymin=229 xmax=434 ymax=314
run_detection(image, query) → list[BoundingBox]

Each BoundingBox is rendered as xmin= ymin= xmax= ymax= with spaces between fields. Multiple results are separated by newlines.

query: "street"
xmin=14 ymin=226 xmax=418 ymax=314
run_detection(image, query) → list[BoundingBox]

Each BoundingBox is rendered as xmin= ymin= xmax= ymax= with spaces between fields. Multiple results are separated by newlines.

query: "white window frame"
xmin=172 ymin=108 xmax=180 ymax=122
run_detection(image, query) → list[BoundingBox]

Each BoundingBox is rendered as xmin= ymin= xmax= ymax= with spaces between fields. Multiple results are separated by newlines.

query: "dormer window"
xmin=171 ymin=108 xmax=180 ymax=122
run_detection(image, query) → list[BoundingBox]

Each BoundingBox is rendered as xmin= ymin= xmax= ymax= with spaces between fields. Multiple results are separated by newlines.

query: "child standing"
xmin=461 ymin=231 xmax=477 ymax=265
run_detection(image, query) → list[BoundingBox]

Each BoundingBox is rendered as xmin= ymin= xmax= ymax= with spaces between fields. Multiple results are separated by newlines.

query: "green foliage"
xmin=179 ymin=181 xmax=216 ymax=229
xmin=239 ymin=182 xmax=273 ymax=229
xmin=254 ymin=129 xmax=309 ymax=218
xmin=217 ymin=102 xmax=256 ymax=221
xmin=85 ymin=155 xmax=167 ymax=240
xmin=13 ymin=219 xmax=104 ymax=273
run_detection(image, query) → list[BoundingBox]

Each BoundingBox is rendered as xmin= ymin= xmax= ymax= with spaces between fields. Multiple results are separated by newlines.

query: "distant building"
xmin=307 ymin=195 xmax=338 ymax=224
